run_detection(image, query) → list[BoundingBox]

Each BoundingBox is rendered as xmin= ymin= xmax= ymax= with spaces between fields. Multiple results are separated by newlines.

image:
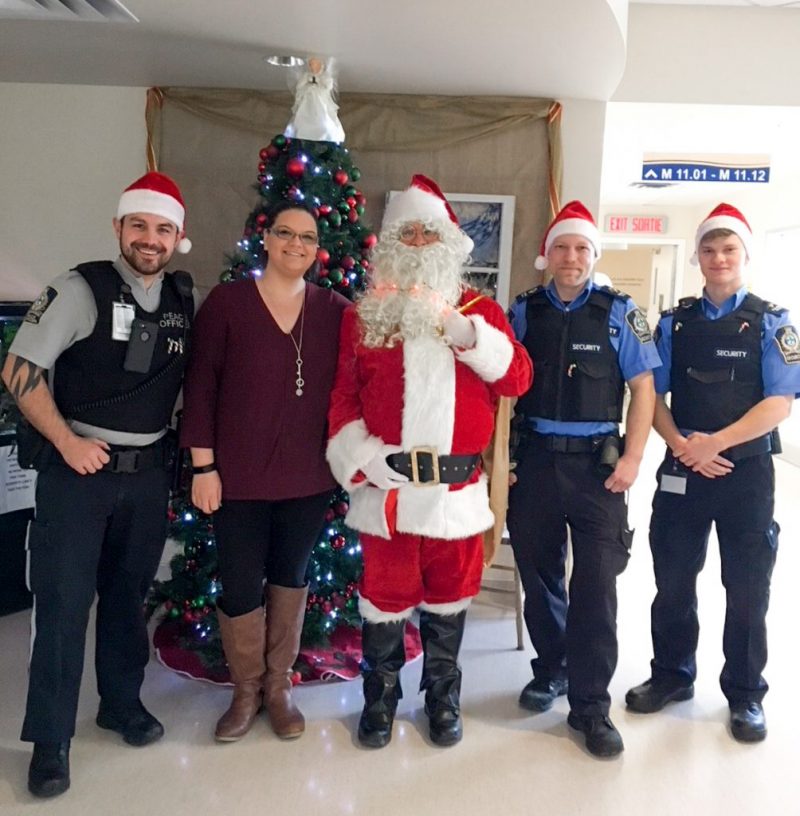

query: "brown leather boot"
xmin=264 ymin=584 xmax=307 ymax=739
xmin=215 ymin=607 xmax=266 ymax=742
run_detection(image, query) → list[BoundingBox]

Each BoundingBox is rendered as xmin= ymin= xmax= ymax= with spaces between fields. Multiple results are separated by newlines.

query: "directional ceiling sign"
xmin=642 ymin=154 xmax=770 ymax=184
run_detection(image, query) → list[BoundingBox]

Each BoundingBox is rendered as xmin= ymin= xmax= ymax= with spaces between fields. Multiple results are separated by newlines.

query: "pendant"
xmin=295 ymin=356 xmax=304 ymax=397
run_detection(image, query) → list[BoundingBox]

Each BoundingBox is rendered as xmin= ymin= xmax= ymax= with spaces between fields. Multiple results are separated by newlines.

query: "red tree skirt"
xmin=153 ymin=618 xmax=422 ymax=685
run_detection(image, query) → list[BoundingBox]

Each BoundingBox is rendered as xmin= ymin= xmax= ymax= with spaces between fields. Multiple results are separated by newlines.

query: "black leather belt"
xmin=535 ymin=434 xmax=615 ymax=453
xmin=100 ymin=441 xmax=166 ymax=474
xmin=722 ymin=434 xmax=772 ymax=462
xmin=386 ymin=448 xmax=480 ymax=486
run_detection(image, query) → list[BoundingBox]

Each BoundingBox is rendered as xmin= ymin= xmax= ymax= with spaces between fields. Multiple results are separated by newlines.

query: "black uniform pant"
xmin=213 ymin=490 xmax=334 ymax=617
xmin=507 ymin=436 xmax=632 ymax=717
xmin=21 ymin=461 xmax=170 ymax=743
xmin=649 ymin=452 xmax=779 ymax=704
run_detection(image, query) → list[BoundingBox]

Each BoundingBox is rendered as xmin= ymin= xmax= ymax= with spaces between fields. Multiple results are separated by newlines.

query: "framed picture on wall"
xmin=386 ymin=191 xmax=516 ymax=308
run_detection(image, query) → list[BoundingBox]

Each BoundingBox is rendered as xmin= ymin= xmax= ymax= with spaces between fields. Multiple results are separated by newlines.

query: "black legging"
xmin=213 ymin=490 xmax=334 ymax=617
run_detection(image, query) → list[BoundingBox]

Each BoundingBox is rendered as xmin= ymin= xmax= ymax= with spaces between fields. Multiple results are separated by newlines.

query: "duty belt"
xmin=386 ymin=448 xmax=480 ymax=486
xmin=721 ymin=433 xmax=772 ymax=462
xmin=100 ymin=441 xmax=166 ymax=474
xmin=535 ymin=434 xmax=615 ymax=453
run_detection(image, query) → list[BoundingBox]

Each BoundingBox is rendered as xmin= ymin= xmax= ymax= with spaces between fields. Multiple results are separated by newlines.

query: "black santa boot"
xmin=357 ymin=619 xmax=407 ymax=748
xmin=419 ymin=609 xmax=467 ymax=747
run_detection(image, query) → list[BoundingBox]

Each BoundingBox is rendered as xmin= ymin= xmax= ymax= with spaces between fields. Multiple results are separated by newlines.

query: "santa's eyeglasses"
xmin=398 ymin=224 xmax=440 ymax=243
xmin=269 ymin=226 xmax=319 ymax=246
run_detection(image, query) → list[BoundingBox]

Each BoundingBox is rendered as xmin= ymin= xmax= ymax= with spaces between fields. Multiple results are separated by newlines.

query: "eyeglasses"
xmin=269 ymin=226 xmax=319 ymax=246
xmin=398 ymin=224 xmax=440 ymax=243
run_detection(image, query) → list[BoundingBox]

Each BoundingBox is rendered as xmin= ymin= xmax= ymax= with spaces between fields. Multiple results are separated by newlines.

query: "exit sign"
xmin=605 ymin=214 xmax=669 ymax=234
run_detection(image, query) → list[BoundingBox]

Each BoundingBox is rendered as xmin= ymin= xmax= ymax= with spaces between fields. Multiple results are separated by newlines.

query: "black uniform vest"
xmin=53 ymin=261 xmax=192 ymax=434
xmin=517 ymin=287 xmax=625 ymax=422
xmin=669 ymin=293 xmax=766 ymax=432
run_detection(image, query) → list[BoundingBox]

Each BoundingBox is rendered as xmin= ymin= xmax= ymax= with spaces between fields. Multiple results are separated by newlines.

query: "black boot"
xmin=419 ymin=609 xmax=467 ymax=747
xmin=358 ymin=620 xmax=407 ymax=748
xmin=28 ymin=741 xmax=70 ymax=798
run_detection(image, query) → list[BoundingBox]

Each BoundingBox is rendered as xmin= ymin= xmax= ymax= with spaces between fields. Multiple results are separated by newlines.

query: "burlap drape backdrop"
xmin=146 ymin=87 xmax=561 ymax=297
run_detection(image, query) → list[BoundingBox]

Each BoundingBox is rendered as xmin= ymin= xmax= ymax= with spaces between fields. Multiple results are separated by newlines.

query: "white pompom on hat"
xmin=117 ymin=172 xmax=192 ymax=253
xmin=690 ymin=202 xmax=752 ymax=266
xmin=382 ymin=174 xmax=474 ymax=253
xmin=534 ymin=200 xmax=601 ymax=271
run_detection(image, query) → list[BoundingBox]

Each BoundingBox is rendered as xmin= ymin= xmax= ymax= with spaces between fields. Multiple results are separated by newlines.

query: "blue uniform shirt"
xmin=654 ymin=287 xmax=800 ymax=407
xmin=508 ymin=280 xmax=661 ymax=437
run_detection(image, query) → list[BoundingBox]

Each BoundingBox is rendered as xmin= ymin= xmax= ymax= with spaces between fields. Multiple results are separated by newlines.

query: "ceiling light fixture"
xmin=264 ymin=55 xmax=305 ymax=68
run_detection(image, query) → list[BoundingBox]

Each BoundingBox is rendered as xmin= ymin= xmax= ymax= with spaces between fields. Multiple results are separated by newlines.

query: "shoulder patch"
xmin=678 ymin=296 xmax=698 ymax=309
xmin=660 ymin=306 xmax=678 ymax=317
xmin=24 ymin=286 xmax=58 ymax=324
xmin=625 ymin=307 xmax=653 ymax=344
xmin=775 ymin=325 xmax=800 ymax=364
xmin=514 ymin=286 xmax=543 ymax=303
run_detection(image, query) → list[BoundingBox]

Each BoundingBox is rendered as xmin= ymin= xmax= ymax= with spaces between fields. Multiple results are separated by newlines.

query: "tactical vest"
xmin=517 ymin=287 xmax=625 ymax=422
xmin=53 ymin=261 xmax=192 ymax=434
xmin=670 ymin=293 xmax=766 ymax=432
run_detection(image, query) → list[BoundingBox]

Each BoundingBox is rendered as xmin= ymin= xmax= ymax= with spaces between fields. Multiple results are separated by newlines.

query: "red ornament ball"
xmin=340 ymin=255 xmax=355 ymax=270
xmin=322 ymin=601 xmax=333 ymax=614
xmin=266 ymin=145 xmax=280 ymax=160
xmin=256 ymin=213 xmax=268 ymax=226
xmin=318 ymin=204 xmax=332 ymax=216
xmin=333 ymin=170 xmax=349 ymax=186
xmin=259 ymin=147 xmax=269 ymax=161
xmin=286 ymin=157 xmax=305 ymax=178
xmin=347 ymin=210 xmax=359 ymax=223
xmin=316 ymin=248 xmax=330 ymax=266
xmin=324 ymin=508 xmax=335 ymax=522
xmin=335 ymin=501 xmax=349 ymax=515
xmin=362 ymin=233 xmax=378 ymax=249
xmin=346 ymin=197 xmax=357 ymax=207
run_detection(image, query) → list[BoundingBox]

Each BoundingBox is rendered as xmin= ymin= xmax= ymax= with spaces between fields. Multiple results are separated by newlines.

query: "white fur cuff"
xmin=419 ymin=597 xmax=473 ymax=615
xmin=454 ymin=315 xmax=513 ymax=383
xmin=359 ymin=596 xmax=415 ymax=623
xmin=326 ymin=419 xmax=385 ymax=491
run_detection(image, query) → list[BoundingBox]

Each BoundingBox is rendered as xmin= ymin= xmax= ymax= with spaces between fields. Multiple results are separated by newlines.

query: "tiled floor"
xmin=1 ymin=438 xmax=798 ymax=815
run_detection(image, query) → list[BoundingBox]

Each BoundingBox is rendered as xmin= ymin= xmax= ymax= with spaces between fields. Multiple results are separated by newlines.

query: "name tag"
xmin=112 ymin=302 xmax=136 ymax=341
xmin=660 ymin=473 xmax=687 ymax=495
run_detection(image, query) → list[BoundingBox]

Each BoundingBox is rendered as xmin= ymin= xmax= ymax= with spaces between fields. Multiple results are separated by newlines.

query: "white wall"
xmin=560 ymin=98 xmax=607 ymax=216
xmin=0 ymin=83 xmax=147 ymax=301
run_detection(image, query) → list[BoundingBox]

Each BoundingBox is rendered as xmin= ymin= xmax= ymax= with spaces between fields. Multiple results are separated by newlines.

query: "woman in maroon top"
xmin=181 ymin=201 xmax=349 ymax=743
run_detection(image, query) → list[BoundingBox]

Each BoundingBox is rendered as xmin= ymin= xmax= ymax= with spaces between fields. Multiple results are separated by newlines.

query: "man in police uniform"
xmin=1 ymin=172 xmax=194 ymax=798
xmin=507 ymin=201 xmax=660 ymax=758
xmin=626 ymin=203 xmax=799 ymax=743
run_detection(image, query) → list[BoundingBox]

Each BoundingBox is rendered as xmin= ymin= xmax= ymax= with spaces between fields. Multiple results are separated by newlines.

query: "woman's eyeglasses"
xmin=269 ymin=226 xmax=319 ymax=246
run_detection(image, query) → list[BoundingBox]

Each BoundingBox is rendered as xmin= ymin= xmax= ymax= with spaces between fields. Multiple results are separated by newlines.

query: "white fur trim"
xmin=694 ymin=215 xmax=752 ymax=261
xmin=117 ymin=189 xmax=185 ymax=230
xmin=326 ymin=419 xmax=385 ymax=491
xmin=345 ymin=474 xmax=495 ymax=541
xmin=345 ymin=486 xmax=391 ymax=538
xmin=359 ymin=596 xmax=415 ymax=623
xmin=383 ymin=187 xmax=450 ymax=232
xmin=419 ymin=597 xmax=473 ymax=615
xmin=402 ymin=336 xmax=455 ymax=453
xmin=454 ymin=315 xmax=513 ymax=384
xmin=177 ymin=237 xmax=192 ymax=254
xmin=543 ymin=218 xmax=601 ymax=262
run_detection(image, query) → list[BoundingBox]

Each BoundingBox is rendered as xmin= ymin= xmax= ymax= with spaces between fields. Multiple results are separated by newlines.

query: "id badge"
xmin=112 ymin=302 xmax=136 ymax=341
xmin=660 ymin=472 xmax=687 ymax=495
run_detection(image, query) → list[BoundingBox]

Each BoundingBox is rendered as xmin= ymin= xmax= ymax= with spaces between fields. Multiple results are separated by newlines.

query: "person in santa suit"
xmin=326 ymin=175 xmax=532 ymax=749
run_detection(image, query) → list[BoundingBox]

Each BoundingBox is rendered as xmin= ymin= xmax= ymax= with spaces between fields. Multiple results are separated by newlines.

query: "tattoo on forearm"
xmin=9 ymin=357 xmax=46 ymax=401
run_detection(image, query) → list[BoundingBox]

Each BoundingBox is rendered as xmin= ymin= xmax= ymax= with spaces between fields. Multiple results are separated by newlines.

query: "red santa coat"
xmin=327 ymin=290 xmax=532 ymax=540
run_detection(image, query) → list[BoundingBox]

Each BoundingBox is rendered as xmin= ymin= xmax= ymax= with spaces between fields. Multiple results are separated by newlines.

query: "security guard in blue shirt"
xmin=507 ymin=201 xmax=660 ymax=758
xmin=626 ymin=204 xmax=800 ymax=744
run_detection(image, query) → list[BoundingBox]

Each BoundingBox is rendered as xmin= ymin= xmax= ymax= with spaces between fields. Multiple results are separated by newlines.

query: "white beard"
xmin=357 ymin=239 xmax=466 ymax=348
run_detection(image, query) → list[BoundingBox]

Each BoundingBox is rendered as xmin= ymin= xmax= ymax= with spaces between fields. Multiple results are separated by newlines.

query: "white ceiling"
xmin=0 ymin=0 xmax=628 ymax=99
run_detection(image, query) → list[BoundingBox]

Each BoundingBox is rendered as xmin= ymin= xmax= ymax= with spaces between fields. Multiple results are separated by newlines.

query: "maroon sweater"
xmin=181 ymin=279 xmax=350 ymax=500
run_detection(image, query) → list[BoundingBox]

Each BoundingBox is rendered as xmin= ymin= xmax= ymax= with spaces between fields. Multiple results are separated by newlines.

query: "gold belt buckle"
xmin=409 ymin=446 xmax=440 ymax=486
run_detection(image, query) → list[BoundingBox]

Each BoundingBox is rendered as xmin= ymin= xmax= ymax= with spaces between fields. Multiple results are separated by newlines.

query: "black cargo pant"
xmin=648 ymin=452 xmax=779 ymax=704
xmin=507 ymin=435 xmax=632 ymax=717
xmin=21 ymin=459 xmax=170 ymax=743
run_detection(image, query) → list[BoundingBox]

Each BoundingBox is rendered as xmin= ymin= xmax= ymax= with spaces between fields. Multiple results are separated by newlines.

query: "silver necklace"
xmin=288 ymin=291 xmax=306 ymax=397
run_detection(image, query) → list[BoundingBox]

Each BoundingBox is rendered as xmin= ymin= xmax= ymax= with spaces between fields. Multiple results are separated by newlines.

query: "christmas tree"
xmin=148 ymin=61 xmax=375 ymax=678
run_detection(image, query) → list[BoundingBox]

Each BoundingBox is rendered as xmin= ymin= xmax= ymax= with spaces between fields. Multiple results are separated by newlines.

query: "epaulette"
xmin=765 ymin=301 xmax=787 ymax=316
xmin=660 ymin=306 xmax=678 ymax=317
xmin=596 ymin=284 xmax=629 ymax=301
xmin=677 ymin=296 xmax=699 ymax=310
xmin=514 ymin=285 xmax=544 ymax=302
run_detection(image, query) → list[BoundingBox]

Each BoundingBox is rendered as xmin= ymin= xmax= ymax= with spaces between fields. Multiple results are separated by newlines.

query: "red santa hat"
xmin=382 ymin=174 xmax=474 ymax=252
xmin=534 ymin=200 xmax=601 ymax=271
xmin=117 ymin=172 xmax=192 ymax=253
xmin=691 ymin=202 xmax=752 ymax=265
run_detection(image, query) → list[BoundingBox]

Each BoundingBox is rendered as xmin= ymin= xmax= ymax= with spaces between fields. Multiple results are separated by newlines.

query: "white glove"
xmin=443 ymin=309 xmax=477 ymax=349
xmin=361 ymin=444 xmax=410 ymax=490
